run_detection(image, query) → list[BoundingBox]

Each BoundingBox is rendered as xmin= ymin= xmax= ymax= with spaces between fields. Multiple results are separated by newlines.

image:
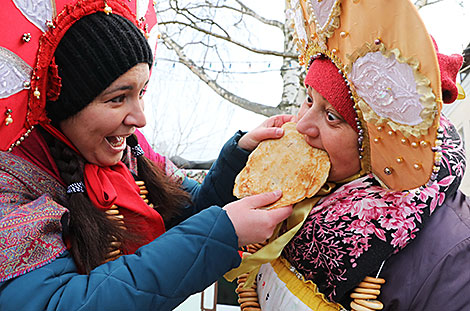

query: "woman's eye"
xmin=327 ymin=111 xmax=340 ymax=121
xmin=108 ymin=94 xmax=126 ymax=103
xmin=304 ymin=95 xmax=313 ymax=107
xmin=139 ymin=88 xmax=147 ymax=99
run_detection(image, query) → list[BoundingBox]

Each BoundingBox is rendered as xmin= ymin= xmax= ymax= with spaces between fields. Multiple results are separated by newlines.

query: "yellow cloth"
xmin=457 ymin=82 xmax=466 ymax=100
xmin=224 ymin=184 xmax=334 ymax=286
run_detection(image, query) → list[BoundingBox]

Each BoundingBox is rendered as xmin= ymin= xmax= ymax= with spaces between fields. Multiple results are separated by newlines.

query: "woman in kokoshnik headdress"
xmin=227 ymin=0 xmax=470 ymax=310
xmin=0 ymin=0 xmax=295 ymax=309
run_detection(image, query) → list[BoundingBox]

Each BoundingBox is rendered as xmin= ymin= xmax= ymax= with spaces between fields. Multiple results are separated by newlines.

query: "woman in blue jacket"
xmin=0 ymin=0 xmax=292 ymax=309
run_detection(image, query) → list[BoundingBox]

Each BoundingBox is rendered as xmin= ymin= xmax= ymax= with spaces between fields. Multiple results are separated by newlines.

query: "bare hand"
xmin=238 ymin=114 xmax=294 ymax=151
xmin=223 ymin=191 xmax=293 ymax=247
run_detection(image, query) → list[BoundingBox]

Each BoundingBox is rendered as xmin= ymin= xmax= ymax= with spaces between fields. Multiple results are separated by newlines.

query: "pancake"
xmin=234 ymin=122 xmax=330 ymax=209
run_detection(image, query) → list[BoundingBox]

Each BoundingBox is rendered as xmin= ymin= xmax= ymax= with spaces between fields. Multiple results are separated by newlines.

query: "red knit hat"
xmin=431 ymin=37 xmax=464 ymax=104
xmin=304 ymin=57 xmax=358 ymax=132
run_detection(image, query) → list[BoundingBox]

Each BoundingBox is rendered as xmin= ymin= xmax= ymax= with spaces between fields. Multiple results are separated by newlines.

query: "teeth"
xmin=107 ymin=136 xmax=125 ymax=147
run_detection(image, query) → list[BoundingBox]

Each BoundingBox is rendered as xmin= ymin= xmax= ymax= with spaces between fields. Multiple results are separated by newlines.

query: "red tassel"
xmin=46 ymin=57 xmax=62 ymax=102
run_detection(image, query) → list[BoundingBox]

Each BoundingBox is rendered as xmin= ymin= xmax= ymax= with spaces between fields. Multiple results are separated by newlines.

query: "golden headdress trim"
xmin=305 ymin=0 xmax=341 ymax=43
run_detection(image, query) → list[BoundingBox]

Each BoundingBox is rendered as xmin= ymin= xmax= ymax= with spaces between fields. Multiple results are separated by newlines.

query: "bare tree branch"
xmin=233 ymin=0 xmax=284 ymax=28
xmin=156 ymin=0 xmax=302 ymax=118
xmin=162 ymin=1 xmax=284 ymax=29
xmin=166 ymin=0 xmax=231 ymax=37
xmin=414 ymin=0 xmax=444 ymax=9
xmin=160 ymin=21 xmax=296 ymax=58
xmin=161 ymin=33 xmax=282 ymax=117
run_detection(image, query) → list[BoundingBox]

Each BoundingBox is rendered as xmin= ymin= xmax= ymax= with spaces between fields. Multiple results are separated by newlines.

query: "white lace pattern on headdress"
xmin=0 ymin=47 xmax=32 ymax=99
xmin=294 ymin=7 xmax=308 ymax=46
xmin=286 ymin=0 xmax=308 ymax=52
xmin=306 ymin=0 xmax=341 ymax=42
xmin=307 ymin=0 xmax=339 ymax=31
xmin=13 ymin=0 xmax=54 ymax=32
xmin=350 ymin=51 xmax=423 ymax=126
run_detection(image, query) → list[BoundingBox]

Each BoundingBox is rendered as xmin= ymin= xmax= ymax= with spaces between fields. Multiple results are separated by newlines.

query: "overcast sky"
xmin=419 ymin=1 xmax=470 ymax=54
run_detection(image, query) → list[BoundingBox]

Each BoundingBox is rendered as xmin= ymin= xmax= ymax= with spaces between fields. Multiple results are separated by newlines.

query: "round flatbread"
xmin=233 ymin=122 xmax=330 ymax=209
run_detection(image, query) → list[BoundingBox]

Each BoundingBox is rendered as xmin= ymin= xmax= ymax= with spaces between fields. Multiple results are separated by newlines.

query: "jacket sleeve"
xmin=380 ymin=191 xmax=470 ymax=311
xmin=0 ymin=206 xmax=241 ymax=311
xmin=168 ymin=131 xmax=250 ymax=227
xmin=407 ymin=238 xmax=470 ymax=311
xmin=406 ymin=191 xmax=470 ymax=311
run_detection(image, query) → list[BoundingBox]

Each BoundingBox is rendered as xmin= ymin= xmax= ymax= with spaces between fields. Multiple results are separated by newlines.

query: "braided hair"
xmin=45 ymin=130 xmax=127 ymax=273
xmin=126 ymin=135 xmax=190 ymax=227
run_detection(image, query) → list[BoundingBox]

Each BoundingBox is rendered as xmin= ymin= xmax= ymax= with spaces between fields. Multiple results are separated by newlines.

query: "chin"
xmin=328 ymin=169 xmax=361 ymax=183
xmin=108 ymin=155 xmax=123 ymax=166
xmin=94 ymin=153 xmax=123 ymax=167
xmin=326 ymin=169 xmax=346 ymax=182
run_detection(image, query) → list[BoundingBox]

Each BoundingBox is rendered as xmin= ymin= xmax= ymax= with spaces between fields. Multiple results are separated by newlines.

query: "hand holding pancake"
xmin=238 ymin=114 xmax=294 ymax=151
xmin=223 ymin=191 xmax=293 ymax=247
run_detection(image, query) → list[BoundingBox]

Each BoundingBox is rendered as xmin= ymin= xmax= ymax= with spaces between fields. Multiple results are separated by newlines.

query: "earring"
xmin=356 ymin=117 xmax=364 ymax=160
xmin=4 ymin=109 xmax=13 ymax=126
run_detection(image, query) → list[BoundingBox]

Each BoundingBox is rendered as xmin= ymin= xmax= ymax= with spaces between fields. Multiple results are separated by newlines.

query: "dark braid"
xmin=43 ymin=128 xmax=128 ymax=274
xmin=126 ymin=135 xmax=190 ymax=227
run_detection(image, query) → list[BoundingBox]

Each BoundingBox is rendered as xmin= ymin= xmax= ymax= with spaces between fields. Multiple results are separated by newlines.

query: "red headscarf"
xmin=305 ymin=57 xmax=358 ymax=132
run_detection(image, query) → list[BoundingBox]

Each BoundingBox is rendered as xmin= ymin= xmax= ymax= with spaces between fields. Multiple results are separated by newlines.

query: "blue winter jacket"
xmin=0 ymin=132 xmax=249 ymax=311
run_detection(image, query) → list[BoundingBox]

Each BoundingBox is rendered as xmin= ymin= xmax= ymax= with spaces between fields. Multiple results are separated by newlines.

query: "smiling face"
xmin=60 ymin=63 xmax=149 ymax=166
xmin=295 ymin=86 xmax=361 ymax=181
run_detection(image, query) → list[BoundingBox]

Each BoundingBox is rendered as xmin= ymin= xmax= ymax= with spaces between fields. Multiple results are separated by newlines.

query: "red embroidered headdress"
xmin=0 ymin=0 xmax=157 ymax=152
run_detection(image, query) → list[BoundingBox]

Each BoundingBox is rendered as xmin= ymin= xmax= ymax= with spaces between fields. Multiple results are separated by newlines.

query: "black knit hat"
xmin=46 ymin=12 xmax=153 ymax=123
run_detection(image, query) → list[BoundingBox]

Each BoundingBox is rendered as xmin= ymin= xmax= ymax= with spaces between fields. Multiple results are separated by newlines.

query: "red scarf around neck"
xmin=84 ymin=162 xmax=166 ymax=253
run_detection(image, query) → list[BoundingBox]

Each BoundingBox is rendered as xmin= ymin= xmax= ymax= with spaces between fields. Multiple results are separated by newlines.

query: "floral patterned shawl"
xmin=283 ymin=116 xmax=466 ymax=305
xmin=0 ymin=151 xmax=68 ymax=282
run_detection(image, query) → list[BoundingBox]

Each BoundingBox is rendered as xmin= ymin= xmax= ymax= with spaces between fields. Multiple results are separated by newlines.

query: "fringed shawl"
xmin=0 ymin=129 xmax=185 ymax=282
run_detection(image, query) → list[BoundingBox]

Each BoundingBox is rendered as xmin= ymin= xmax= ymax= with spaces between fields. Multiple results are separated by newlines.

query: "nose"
xmin=296 ymin=108 xmax=319 ymax=138
xmin=124 ymin=99 xmax=146 ymax=128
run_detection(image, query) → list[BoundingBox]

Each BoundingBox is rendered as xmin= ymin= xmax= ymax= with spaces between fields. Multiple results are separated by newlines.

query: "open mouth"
xmin=105 ymin=136 xmax=126 ymax=149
